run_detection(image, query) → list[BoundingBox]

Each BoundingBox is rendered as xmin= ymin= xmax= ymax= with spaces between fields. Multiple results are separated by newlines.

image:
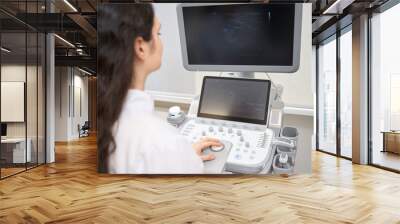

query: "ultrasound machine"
xmin=169 ymin=3 xmax=303 ymax=174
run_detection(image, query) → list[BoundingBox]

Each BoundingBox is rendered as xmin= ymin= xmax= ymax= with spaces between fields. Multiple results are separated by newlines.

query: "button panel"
xmin=181 ymin=118 xmax=274 ymax=173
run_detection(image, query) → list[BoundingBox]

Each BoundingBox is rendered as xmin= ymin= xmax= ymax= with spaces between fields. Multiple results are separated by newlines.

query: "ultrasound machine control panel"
xmin=178 ymin=76 xmax=278 ymax=174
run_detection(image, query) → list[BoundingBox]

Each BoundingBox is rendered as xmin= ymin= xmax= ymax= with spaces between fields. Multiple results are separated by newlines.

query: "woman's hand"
xmin=192 ymin=137 xmax=222 ymax=161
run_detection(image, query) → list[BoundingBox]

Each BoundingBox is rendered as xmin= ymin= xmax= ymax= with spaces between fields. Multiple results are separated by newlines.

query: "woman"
xmin=97 ymin=4 xmax=221 ymax=174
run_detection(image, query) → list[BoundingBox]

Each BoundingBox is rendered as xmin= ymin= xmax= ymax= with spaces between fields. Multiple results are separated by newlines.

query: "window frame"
xmin=315 ymin=24 xmax=353 ymax=161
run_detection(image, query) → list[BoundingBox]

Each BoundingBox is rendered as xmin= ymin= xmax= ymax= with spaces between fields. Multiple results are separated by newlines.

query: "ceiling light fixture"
xmin=1 ymin=47 xmax=11 ymax=53
xmin=63 ymin=0 xmax=78 ymax=12
xmin=54 ymin=34 xmax=75 ymax=48
xmin=78 ymin=67 xmax=93 ymax=76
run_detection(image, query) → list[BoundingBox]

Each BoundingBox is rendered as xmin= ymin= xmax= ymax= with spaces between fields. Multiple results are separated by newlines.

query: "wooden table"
xmin=382 ymin=131 xmax=400 ymax=154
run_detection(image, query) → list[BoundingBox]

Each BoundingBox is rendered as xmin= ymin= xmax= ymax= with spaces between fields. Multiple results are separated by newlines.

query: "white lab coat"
xmin=108 ymin=89 xmax=204 ymax=174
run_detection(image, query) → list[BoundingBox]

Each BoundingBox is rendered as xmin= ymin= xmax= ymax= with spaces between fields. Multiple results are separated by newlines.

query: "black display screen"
xmin=182 ymin=4 xmax=295 ymax=66
xmin=1 ymin=123 xmax=7 ymax=137
xmin=198 ymin=77 xmax=271 ymax=124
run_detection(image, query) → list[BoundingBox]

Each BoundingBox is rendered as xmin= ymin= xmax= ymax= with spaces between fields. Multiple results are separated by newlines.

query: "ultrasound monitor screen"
xmin=198 ymin=77 xmax=271 ymax=124
xmin=182 ymin=4 xmax=295 ymax=66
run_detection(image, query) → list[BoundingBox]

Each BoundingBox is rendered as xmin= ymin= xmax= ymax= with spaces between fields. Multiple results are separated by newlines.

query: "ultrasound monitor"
xmin=177 ymin=3 xmax=302 ymax=73
xmin=198 ymin=77 xmax=271 ymax=125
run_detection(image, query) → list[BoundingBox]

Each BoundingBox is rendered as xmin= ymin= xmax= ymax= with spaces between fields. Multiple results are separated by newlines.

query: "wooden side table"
xmin=382 ymin=131 xmax=400 ymax=155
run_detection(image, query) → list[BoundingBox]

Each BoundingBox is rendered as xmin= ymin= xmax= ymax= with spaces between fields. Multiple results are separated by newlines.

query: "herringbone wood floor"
xmin=1 ymin=135 xmax=400 ymax=224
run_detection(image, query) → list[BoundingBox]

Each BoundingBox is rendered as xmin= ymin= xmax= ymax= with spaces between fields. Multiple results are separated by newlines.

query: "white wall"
xmin=145 ymin=3 xmax=197 ymax=94
xmin=1 ymin=65 xmax=42 ymax=137
xmin=55 ymin=67 xmax=69 ymax=141
xmin=55 ymin=67 xmax=89 ymax=141
xmin=72 ymin=74 xmax=89 ymax=138
xmin=147 ymin=3 xmax=313 ymax=110
xmin=1 ymin=64 xmax=46 ymax=164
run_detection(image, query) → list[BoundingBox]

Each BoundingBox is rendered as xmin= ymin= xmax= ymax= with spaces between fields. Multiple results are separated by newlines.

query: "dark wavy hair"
xmin=97 ymin=3 xmax=154 ymax=173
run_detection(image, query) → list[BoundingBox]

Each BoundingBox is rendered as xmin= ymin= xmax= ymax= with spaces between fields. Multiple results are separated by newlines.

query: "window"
xmin=370 ymin=2 xmax=400 ymax=171
xmin=317 ymin=36 xmax=337 ymax=155
xmin=339 ymin=29 xmax=352 ymax=158
xmin=316 ymin=25 xmax=353 ymax=159
xmin=390 ymin=74 xmax=400 ymax=130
